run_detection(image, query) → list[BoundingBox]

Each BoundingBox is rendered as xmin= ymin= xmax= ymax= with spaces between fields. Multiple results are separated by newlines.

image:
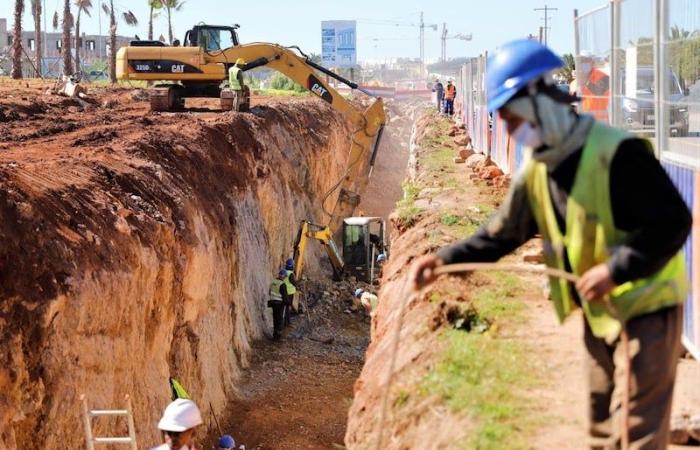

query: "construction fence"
xmin=455 ymin=0 xmax=700 ymax=357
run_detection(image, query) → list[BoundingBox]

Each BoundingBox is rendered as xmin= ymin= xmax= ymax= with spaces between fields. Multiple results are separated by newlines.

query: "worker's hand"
xmin=576 ymin=263 xmax=617 ymax=302
xmin=409 ymin=254 xmax=444 ymax=290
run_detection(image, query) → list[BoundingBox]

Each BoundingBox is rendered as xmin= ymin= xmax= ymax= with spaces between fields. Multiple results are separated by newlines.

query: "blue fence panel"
xmin=662 ymin=160 xmax=696 ymax=349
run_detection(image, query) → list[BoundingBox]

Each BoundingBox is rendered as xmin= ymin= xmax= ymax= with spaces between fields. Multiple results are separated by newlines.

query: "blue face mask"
xmin=511 ymin=121 xmax=543 ymax=148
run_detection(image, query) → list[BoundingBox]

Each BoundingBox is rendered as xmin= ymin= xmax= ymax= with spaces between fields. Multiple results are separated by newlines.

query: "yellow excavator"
xmin=293 ymin=218 xmax=388 ymax=284
xmin=116 ymin=23 xmax=385 ymax=224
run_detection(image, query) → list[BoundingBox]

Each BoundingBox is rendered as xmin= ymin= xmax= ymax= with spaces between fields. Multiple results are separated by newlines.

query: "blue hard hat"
xmin=377 ymin=253 xmax=387 ymax=263
xmin=218 ymin=434 xmax=236 ymax=449
xmin=285 ymin=258 xmax=294 ymax=270
xmin=278 ymin=269 xmax=288 ymax=277
xmin=354 ymin=288 xmax=364 ymax=298
xmin=486 ymin=39 xmax=564 ymax=112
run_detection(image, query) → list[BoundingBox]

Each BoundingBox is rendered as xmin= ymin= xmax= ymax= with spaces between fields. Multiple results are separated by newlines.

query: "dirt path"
xmin=221 ymin=308 xmax=369 ymax=450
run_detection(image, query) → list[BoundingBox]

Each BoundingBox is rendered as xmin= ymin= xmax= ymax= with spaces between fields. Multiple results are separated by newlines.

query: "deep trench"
xmin=207 ymin=100 xmax=418 ymax=450
xmin=0 ymin=88 xmax=419 ymax=450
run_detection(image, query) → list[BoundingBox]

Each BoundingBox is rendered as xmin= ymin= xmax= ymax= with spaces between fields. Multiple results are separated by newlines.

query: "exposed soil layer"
xmin=0 ymin=80 xmax=354 ymax=449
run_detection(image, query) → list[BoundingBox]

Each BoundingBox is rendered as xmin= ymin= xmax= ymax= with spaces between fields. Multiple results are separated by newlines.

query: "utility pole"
xmin=534 ymin=4 xmax=558 ymax=46
xmin=43 ymin=0 xmax=47 ymax=61
xmin=441 ymin=23 xmax=447 ymax=62
xmin=420 ymin=12 xmax=425 ymax=76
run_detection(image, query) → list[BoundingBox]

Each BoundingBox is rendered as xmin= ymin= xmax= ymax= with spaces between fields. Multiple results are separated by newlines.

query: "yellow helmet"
xmin=235 ymin=58 xmax=246 ymax=66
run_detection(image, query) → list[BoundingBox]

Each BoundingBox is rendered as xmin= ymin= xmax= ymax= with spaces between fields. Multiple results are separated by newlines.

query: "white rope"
xmin=372 ymin=262 xmax=631 ymax=450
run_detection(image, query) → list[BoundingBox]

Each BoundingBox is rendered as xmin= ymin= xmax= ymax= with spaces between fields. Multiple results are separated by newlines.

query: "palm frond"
xmin=53 ymin=11 xmax=60 ymax=29
xmin=123 ymin=10 xmax=138 ymax=26
xmin=101 ymin=2 xmax=110 ymax=15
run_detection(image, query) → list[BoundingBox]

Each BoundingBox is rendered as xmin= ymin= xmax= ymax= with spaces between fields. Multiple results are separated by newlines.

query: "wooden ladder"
xmin=81 ymin=394 xmax=138 ymax=450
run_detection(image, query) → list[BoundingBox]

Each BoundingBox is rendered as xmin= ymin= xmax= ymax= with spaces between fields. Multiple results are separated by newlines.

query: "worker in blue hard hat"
xmin=283 ymin=257 xmax=302 ymax=318
xmin=217 ymin=434 xmax=236 ymax=450
xmin=410 ymin=39 xmax=691 ymax=449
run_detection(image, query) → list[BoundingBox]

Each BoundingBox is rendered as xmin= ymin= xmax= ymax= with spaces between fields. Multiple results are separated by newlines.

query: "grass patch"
xmin=424 ymin=146 xmax=456 ymax=172
xmin=471 ymin=272 xmax=526 ymax=323
xmin=420 ymin=328 xmax=536 ymax=450
xmin=419 ymin=274 xmax=537 ymax=449
xmin=395 ymin=180 xmax=423 ymax=229
xmin=256 ymin=88 xmax=310 ymax=97
xmin=439 ymin=212 xmax=481 ymax=239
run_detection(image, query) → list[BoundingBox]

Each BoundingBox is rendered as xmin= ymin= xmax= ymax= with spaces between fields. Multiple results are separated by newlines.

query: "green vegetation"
xmin=269 ymin=73 xmax=307 ymax=93
xmin=419 ymin=274 xmax=537 ymax=449
xmin=395 ymin=180 xmax=423 ymax=229
xmin=256 ymin=88 xmax=310 ymax=97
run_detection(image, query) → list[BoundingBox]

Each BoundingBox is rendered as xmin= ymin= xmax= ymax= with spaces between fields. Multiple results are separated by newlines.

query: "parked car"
xmin=621 ymin=67 xmax=689 ymax=136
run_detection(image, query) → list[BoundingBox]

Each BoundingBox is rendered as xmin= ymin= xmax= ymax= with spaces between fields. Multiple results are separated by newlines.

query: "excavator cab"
xmin=184 ymin=24 xmax=240 ymax=51
xmin=342 ymin=217 xmax=387 ymax=283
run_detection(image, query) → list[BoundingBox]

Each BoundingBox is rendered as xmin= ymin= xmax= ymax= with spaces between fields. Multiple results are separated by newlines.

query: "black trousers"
xmin=269 ymin=301 xmax=285 ymax=339
xmin=444 ymin=99 xmax=454 ymax=115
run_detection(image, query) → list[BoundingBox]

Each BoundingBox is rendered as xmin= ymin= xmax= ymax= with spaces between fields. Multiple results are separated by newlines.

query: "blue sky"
xmin=6 ymin=0 xmax=606 ymax=60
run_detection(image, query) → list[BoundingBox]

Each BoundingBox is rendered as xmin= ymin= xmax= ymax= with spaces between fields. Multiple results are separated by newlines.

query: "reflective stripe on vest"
xmin=228 ymin=66 xmax=242 ymax=91
xmin=269 ymin=278 xmax=284 ymax=302
xmin=284 ymin=270 xmax=297 ymax=295
xmin=524 ymin=121 xmax=688 ymax=339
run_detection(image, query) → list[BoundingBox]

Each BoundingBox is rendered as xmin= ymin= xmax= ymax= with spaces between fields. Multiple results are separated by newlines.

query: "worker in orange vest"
xmin=444 ymin=80 xmax=457 ymax=116
xmin=578 ymin=55 xmax=610 ymax=122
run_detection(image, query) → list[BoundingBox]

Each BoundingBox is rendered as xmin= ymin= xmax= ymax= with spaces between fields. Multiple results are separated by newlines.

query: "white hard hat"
xmin=158 ymin=399 xmax=203 ymax=432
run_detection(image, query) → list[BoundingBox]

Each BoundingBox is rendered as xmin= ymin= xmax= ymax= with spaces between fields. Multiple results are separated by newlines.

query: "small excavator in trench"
xmin=293 ymin=217 xmax=388 ymax=284
xmin=116 ymin=24 xmax=388 ymax=281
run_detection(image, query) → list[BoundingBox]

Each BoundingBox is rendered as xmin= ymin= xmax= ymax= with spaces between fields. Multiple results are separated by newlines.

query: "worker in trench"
xmin=268 ymin=268 xmax=290 ymax=340
xmin=410 ymin=39 xmax=692 ymax=450
xmin=151 ymin=398 xmax=203 ymax=450
xmin=284 ymin=257 xmax=302 ymax=319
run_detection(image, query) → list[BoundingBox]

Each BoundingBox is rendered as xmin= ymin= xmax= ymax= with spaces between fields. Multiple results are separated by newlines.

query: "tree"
xmin=160 ymin=0 xmax=185 ymax=45
xmin=62 ymin=0 xmax=73 ymax=76
xmin=102 ymin=0 xmax=138 ymax=83
xmin=147 ymin=0 xmax=162 ymax=41
xmin=74 ymin=0 xmax=93 ymax=74
xmin=558 ymin=53 xmax=575 ymax=83
xmin=31 ymin=0 xmax=42 ymax=77
xmin=11 ymin=0 xmax=24 ymax=79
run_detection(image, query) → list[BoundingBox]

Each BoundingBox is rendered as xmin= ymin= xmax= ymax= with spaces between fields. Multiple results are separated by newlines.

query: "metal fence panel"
xmin=577 ymin=0 xmax=700 ymax=356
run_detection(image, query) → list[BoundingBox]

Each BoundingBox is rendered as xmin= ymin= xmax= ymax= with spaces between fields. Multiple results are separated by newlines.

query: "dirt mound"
xmin=0 ymin=82 xmax=354 ymax=449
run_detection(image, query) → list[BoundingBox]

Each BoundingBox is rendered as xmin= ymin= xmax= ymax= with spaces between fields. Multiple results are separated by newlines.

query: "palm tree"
xmin=147 ymin=0 xmax=162 ymax=41
xmin=62 ymin=0 xmax=73 ymax=76
xmin=160 ymin=0 xmax=185 ymax=45
xmin=11 ymin=0 xmax=24 ymax=79
xmin=102 ymin=0 xmax=138 ymax=83
xmin=31 ymin=0 xmax=42 ymax=77
xmin=74 ymin=0 xmax=93 ymax=74
xmin=559 ymin=53 xmax=575 ymax=83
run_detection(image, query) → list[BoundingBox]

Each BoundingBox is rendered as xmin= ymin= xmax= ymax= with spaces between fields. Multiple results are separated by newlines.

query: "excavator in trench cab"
xmin=293 ymin=218 xmax=388 ymax=284
xmin=116 ymin=23 xmax=386 ymax=226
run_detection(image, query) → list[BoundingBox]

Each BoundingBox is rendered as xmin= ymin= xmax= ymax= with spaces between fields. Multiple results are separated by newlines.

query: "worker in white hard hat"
xmin=151 ymin=398 xmax=203 ymax=450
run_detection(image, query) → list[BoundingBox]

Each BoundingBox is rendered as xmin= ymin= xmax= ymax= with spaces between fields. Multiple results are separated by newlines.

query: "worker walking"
xmin=410 ymin=39 xmax=691 ymax=450
xmin=443 ymin=80 xmax=456 ymax=116
xmin=151 ymin=399 xmax=203 ymax=450
xmin=227 ymin=58 xmax=246 ymax=111
xmin=268 ymin=269 xmax=290 ymax=340
xmin=432 ymin=79 xmax=445 ymax=113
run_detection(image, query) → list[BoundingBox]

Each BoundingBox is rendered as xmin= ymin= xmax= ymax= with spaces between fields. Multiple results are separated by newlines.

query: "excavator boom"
xmin=117 ymin=40 xmax=386 ymax=228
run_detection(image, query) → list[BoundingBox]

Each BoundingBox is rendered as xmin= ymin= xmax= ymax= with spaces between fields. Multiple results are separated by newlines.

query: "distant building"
xmin=0 ymin=17 xmax=133 ymax=76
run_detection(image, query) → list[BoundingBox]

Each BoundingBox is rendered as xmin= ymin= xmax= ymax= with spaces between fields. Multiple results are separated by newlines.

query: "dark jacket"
xmin=437 ymin=138 xmax=692 ymax=285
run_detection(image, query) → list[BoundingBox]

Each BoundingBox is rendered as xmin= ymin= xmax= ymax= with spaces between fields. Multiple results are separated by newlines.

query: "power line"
xmin=534 ymin=4 xmax=558 ymax=46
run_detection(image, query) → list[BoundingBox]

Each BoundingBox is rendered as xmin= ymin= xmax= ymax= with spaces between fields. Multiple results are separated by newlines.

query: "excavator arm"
xmin=293 ymin=221 xmax=344 ymax=281
xmin=117 ymin=42 xmax=386 ymax=224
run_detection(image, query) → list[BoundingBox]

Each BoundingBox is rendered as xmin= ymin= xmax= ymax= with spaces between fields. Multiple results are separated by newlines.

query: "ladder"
xmin=81 ymin=394 xmax=138 ymax=450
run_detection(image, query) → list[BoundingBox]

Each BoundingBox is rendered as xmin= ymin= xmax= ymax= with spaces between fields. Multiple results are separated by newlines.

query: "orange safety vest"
xmin=581 ymin=68 xmax=609 ymax=122
xmin=445 ymin=84 xmax=456 ymax=100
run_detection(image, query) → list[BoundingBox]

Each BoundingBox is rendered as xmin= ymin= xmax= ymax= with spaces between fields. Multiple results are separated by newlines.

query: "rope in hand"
xmin=372 ymin=262 xmax=630 ymax=450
